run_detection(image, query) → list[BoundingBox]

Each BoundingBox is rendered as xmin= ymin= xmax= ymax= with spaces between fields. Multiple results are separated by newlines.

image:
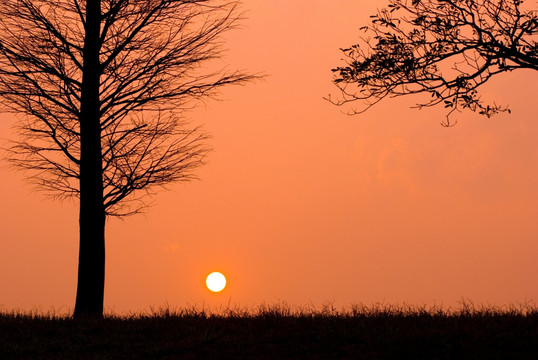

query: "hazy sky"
xmin=1 ymin=0 xmax=537 ymax=314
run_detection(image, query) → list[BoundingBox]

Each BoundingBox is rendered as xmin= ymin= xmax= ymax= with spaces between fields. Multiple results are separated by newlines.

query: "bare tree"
xmin=0 ymin=0 xmax=254 ymax=317
xmin=328 ymin=0 xmax=537 ymax=125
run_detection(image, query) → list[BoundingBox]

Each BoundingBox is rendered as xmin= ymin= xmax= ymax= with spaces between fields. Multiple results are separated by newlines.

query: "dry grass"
xmin=1 ymin=301 xmax=537 ymax=359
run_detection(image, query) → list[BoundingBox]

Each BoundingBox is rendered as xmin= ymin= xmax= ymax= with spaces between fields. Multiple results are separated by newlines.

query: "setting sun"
xmin=206 ymin=272 xmax=226 ymax=293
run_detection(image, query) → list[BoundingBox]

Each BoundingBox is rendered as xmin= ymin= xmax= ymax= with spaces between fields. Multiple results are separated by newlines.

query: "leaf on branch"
xmin=413 ymin=15 xmax=427 ymax=25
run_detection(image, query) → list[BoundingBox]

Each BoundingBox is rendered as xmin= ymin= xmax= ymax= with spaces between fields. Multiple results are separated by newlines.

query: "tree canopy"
xmin=329 ymin=0 xmax=537 ymax=125
xmin=0 ymin=0 xmax=252 ymax=215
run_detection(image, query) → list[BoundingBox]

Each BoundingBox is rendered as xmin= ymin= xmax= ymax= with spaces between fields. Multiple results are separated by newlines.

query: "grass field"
xmin=1 ymin=302 xmax=537 ymax=359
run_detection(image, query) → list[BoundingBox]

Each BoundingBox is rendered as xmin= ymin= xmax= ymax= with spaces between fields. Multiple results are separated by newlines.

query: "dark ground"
xmin=1 ymin=305 xmax=537 ymax=359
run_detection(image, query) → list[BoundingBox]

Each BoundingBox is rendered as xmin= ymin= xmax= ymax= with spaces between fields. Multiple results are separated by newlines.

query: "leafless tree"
xmin=328 ymin=0 xmax=537 ymax=125
xmin=0 ymin=0 xmax=254 ymax=317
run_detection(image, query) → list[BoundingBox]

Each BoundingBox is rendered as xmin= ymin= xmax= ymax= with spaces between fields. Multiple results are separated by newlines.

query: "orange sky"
xmin=1 ymin=0 xmax=537 ymax=314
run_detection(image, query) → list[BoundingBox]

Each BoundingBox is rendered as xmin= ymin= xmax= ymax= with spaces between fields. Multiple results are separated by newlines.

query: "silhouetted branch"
xmin=328 ymin=0 xmax=537 ymax=125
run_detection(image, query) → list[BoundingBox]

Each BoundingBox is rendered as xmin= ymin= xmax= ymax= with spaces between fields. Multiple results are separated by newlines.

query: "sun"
xmin=206 ymin=272 xmax=226 ymax=292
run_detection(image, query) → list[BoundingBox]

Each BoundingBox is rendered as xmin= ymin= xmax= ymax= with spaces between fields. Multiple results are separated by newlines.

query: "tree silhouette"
xmin=0 ymin=0 xmax=254 ymax=317
xmin=329 ymin=0 xmax=537 ymax=125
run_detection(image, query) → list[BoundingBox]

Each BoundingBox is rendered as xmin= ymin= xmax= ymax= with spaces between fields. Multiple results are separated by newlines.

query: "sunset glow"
xmin=0 ymin=0 xmax=537 ymax=315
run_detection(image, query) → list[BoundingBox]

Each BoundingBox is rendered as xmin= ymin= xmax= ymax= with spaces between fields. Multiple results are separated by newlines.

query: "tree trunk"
xmin=74 ymin=0 xmax=104 ymax=318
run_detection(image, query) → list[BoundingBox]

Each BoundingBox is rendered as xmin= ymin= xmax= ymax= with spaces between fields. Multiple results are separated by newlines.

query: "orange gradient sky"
xmin=1 ymin=0 xmax=537 ymax=314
